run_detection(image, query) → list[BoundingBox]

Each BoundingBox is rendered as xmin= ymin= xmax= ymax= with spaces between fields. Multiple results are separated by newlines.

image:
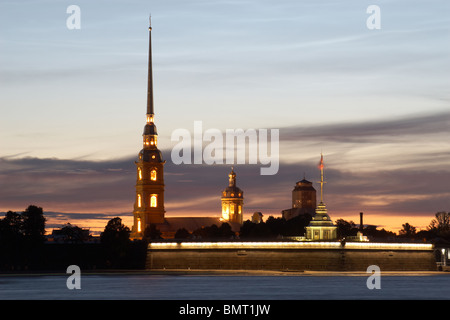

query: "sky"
xmin=1 ymin=0 xmax=449 ymax=234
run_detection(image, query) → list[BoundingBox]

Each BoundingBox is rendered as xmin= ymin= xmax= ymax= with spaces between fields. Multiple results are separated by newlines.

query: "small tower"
xmin=292 ymin=177 xmax=316 ymax=211
xmin=282 ymin=176 xmax=317 ymax=220
xmin=305 ymin=154 xmax=337 ymax=241
xmin=221 ymin=168 xmax=244 ymax=225
xmin=131 ymin=20 xmax=166 ymax=240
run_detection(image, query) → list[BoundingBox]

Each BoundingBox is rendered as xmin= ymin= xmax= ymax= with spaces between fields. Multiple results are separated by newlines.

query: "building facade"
xmin=131 ymin=21 xmax=165 ymax=240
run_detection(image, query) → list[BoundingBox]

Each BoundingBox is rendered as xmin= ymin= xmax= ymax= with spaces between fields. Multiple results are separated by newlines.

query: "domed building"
xmin=221 ymin=168 xmax=244 ymax=225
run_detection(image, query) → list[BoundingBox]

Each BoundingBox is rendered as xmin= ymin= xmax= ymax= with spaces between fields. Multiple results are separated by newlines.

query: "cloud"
xmin=281 ymin=110 xmax=450 ymax=144
xmin=1 ymin=110 xmax=449 ymax=232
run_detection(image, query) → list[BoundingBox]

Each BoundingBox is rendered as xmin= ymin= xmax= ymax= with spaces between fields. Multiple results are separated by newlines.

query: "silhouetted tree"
xmin=336 ymin=219 xmax=358 ymax=239
xmin=428 ymin=212 xmax=450 ymax=239
xmin=283 ymin=214 xmax=312 ymax=236
xmin=399 ymin=223 xmax=417 ymax=238
xmin=363 ymin=225 xmax=396 ymax=241
xmin=22 ymin=205 xmax=46 ymax=244
xmin=193 ymin=224 xmax=220 ymax=239
xmin=144 ymin=224 xmax=162 ymax=240
xmin=240 ymin=220 xmax=273 ymax=238
xmin=0 ymin=211 xmax=23 ymax=243
xmin=218 ymin=223 xmax=235 ymax=238
xmin=100 ymin=217 xmax=130 ymax=267
xmin=57 ymin=223 xmax=89 ymax=243
xmin=191 ymin=223 xmax=235 ymax=239
xmin=101 ymin=217 xmax=130 ymax=244
xmin=265 ymin=216 xmax=285 ymax=237
xmin=174 ymin=228 xmax=191 ymax=239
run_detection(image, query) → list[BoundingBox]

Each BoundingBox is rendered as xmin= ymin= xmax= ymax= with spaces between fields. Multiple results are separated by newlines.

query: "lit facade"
xmin=131 ymin=21 xmax=165 ymax=240
xmin=221 ymin=168 xmax=244 ymax=225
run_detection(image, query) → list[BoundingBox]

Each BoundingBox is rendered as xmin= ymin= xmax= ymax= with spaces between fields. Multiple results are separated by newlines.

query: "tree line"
xmin=0 ymin=206 xmax=146 ymax=271
xmin=1 ymin=205 xmax=449 ymax=270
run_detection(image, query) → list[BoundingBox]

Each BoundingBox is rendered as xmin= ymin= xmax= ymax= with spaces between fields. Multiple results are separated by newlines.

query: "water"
xmin=1 ymin=273 xmax=450 ymax=300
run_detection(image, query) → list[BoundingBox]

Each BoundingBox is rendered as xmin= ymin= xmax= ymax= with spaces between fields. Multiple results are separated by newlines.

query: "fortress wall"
xmin=146 ymin=248 xmax=437 ymax=271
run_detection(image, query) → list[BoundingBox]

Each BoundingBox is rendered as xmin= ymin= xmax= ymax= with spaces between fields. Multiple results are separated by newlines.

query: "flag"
xmin=318 ymin=153 xmax=324 ymax=170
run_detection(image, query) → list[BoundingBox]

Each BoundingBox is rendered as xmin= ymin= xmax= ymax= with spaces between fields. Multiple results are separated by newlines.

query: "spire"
xmin=318 ymin=153 xmax=326 ymax=203
xmin=146 ymin=16 xmax=154 ymax=120
xmin=228 ymin=167 xmax=236 ymax=187
xmin=141 ymin=17 xmax=160 ymax=153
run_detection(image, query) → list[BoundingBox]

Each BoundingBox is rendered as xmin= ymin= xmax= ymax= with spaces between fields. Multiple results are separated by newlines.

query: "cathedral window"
xmin=238 ymin=205 xmax=242 ymax=214
xmin=151 ymin=169 xmax=157 ymax=181
xmin=137 ymin=194 xmax=142 ymax=208
xmin=138 ymin=168 xmax=142 ymax=180
xmin=150 ymin=195 xmax=157 ymax=207
xmin=137 ymin=218 xmax=142 ymax=233
xmin=222 ymin=204 xmax=229 ymax=220
xmin=230 ymin=205 xmax=235 ymax=214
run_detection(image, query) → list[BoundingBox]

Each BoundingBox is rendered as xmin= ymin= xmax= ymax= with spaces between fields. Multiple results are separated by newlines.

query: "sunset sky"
xmin=1 ymin=0 xmax=449 ymax=234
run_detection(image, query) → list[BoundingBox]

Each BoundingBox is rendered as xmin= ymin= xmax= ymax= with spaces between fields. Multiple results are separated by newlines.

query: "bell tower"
xmin=131 ymin=19 xmax=165 ymax=239
xmin=221 ymin=168 xmax=244 ymax=225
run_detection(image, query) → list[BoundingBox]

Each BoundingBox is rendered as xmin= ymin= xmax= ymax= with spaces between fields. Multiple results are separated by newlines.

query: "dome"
xmin=138 ymin=149 xmax=163 ymax=162
xmin=222 ymin=186 xmax=243 ymax=198
xmin=143 ymin=123 xmax=158 ymax=135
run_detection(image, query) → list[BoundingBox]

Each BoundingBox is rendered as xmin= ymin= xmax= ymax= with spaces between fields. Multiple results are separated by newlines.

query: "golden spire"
xmin=228 ymin=167 xmax=236 ymax=187
xmin=146 ymin=15 xmax=154 ymax=120
xmin=318 ymin=153 xmax=326 ymax=204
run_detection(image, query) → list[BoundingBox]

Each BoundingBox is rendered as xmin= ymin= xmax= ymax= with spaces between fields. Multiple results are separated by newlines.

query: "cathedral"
xmin=130 ymin=21 xmax=242 ymax=239
xmin=129 ymin=21 xmax=337 ymax=241
xmin=130 ymin=21 xmax=165 ymax=239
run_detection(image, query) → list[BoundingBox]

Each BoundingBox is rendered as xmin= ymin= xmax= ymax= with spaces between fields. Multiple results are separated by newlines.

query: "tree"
xmin=100 ymin=217 xmax=131 ymax=268
xmin=399 ymin=223 xmax=416 ymax=238
xmin=101 ymin=217 xmax=130 ymax=244
xmin=144 ymin=224 xmax=162 ymax=240
xmin=363 ymin=225 xmax=396 ymax=241
xmin=239 ymin=220 xmax=273 ymax=238
xmin=57 ymin=223 xmax=88 ymax=243
xmin=22 ymin=205 xmax=46 ymax=243
xmin=174 ymin=228 xmax=191 ymax=239
xmin=191 ymin=223 xmax=235 ymax=239
xmin=335 ymin=219 xmax=358 ymax=239
xmin=0 ymin=211 xmax=23 ymax=243
xmin=428 ymin=212 xmax=450 ymax=235
xmin=218 ymin=223 xmax=235 ymax=238
xmin=427 ymin=211 xmax=450 ymax=240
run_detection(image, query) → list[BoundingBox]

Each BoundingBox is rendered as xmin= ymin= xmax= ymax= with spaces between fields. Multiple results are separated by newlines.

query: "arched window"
xmin=150 ymin=169 xmax=157 ymax=181
xmin=138 ymin=168 xmax=142 ymax=180
xmin=137 ymin=194 xmax=142 ymax=208
xmin=150 ymin=195 xmax=157 ymax=207
xmin=222 ymin=203 xmax=229 ymax=220
xmin=137 ymin=218 xmax=142 ymax=233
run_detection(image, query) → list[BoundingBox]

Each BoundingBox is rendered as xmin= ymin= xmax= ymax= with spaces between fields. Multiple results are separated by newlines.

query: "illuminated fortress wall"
xmin=146 ymin=242 xmax=437 ymax=271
